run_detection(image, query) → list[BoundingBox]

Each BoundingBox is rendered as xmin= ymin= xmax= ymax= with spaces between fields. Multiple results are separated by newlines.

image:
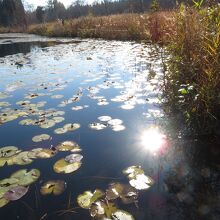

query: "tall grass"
xmin=28 ymin=13 xmax=150 ymax=40
xmin=160 ymin=4 xmax=220 ymax=135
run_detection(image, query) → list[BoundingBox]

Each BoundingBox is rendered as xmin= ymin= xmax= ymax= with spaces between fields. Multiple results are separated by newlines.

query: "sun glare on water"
xmin=141 ymin=127 xmax=166 ymax=154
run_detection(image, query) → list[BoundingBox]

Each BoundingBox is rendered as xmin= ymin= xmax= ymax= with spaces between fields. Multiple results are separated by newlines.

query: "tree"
xmin=36 ymin=6 xmax=45 ymax=23
xmin=0 ymin=0 xmax=26 ymax=27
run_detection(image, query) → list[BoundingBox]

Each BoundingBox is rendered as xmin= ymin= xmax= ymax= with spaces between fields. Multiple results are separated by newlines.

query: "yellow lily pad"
xmin=32 ymin=134 xmax=50 ymax=143
xmin=40 ymin=180 xmax=66 ymax=196
xmin=56 ymin=141 xmax=81 ymax=152
xmin=53 ymin=159 xmax=81 ymax=174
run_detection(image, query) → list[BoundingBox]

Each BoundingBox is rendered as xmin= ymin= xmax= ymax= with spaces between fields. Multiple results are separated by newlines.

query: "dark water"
xmin=0 ymin=34 xmax=219 ymax=220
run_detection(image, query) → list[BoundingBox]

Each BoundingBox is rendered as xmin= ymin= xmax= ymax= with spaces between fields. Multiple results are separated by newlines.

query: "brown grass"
xmin=28 ymin=13 xmax=151 ymax=41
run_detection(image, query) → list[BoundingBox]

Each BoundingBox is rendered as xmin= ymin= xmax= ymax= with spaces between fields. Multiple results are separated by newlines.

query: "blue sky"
xmin=26 ymin=0 xmax=98 ymax=8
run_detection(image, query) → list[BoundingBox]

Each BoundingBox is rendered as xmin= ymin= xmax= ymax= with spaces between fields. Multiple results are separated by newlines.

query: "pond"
xmin=0 ymin=34 xmax=219 ymax=220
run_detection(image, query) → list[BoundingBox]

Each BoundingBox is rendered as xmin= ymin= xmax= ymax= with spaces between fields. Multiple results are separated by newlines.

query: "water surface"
xmin=0 ymin=34 xmax=218 ymax=220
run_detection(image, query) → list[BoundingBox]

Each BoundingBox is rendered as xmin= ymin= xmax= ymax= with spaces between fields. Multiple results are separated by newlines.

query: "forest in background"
xmin=1 ymin=0 xmax=218 ymax=27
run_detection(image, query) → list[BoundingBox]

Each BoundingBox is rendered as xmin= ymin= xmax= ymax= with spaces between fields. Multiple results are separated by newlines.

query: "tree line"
xmin=0 ymin=0 xmax=219 ymax=27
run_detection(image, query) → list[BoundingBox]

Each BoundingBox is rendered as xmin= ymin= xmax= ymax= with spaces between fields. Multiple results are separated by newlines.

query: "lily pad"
xmin=32 ymin=134 xmax=51 ymax=143
xmin=0 ymin=197 xmax=9 ymax=208
xmin=77 ymin=189 xmax=104 ymax=209
xmin=36 ymin=149 xmax=57 ymax=159
xmin=56 ymin=141 xmax=81 ymax=152
xmin=89 ymin=123 xmax=107 ymax=130
xmin=108 ymin=119 xmax=123 ymax=126
xmin=0 ymin=146 xmax=19 ymax=158
xmin=65 ymin=154 xmax=83 ymax=163
xmin=129 ymin=174 xmax=154 ymax=190
xmin=11 ymin=169 xmax=40 ymax=186
xmin=53 ymin=159 xmax=81 ymax=174
xmin=112 ymin=210 xmax=134 ymax=220
xmin=98 ymin=116 xmax=112 ymax=122
xmin=40 ymin=119 xmax=56 ymax=129
xmin=54 ymin=127 xmax=68 ymax=134
xmin=4 ymin=186 xmax=29 ymax=201
xmin=12 ymin=151 xmax=33 ymax=165
xmin=112 ymin=125 xmax=126 ymax=132
xmin=40 ymin=180 xmax=66 ymax=196
xmin=63 ymin=123 xmax=80 ymax=131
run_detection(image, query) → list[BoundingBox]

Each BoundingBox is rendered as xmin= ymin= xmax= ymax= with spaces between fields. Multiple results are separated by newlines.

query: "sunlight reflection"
xmin=141 ymin=127 xmax=167 ymax=154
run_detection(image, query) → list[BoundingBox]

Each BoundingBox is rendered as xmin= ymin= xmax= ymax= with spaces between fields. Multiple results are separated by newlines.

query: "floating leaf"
xmin=77 ymin=189 xmax=104 ymax=209
xmin=32 ymin=134 xmax=50 ymax=143
xmin=112 ymin=210 xmax=134 ymax=220
xmin=53 ymin=159 xmax=81 ymax=174
xmin=27 ymin=148 xmax=43 ymax=159
xmin=106 ymin=183 xmax=138 ymax=204
xmin=98 ymin=116 xmax=112 ymax=122
xmin=0 ymin=146 xmax=20 ymax=158
xmin=56 ymin=141 xmax=81 ymax=152
xmin=52 ymin=117 xmax=65 ymax=123
xmin=40 ymin=119 xmax=56 ymax=129
xmin=4 ymin=186 xmax=29 ymax=201
xmin=65 ymin=154 xmax=83 ymax=163
xmin=54 ymin=127 xmax=67 ymax=134
xmin=0 ymin=197 xmax=9 ymax=208
xmin=36 ymin=149 xmax=57 ymax=159
xmin=12 ymin=151 xmax=33 ymax=165
xmin=108 ymin=119 xmax=123 ymax=126
xmin=11 ymin=169 xmax=40 ymax=186
xmin=123 ymin=166 xmax=144 ymax=179
xmin=112 ymin=125 xmax=126 ymax=132
xmin=63 ymin=123 xmax=80 ymax=131
xmin=90 ymin=201 xmax=106 ymax=217
xmin=40 ymin=180 xmax=66 ymax=196
xmin=89 ymin=123 xmax=107 ymax=130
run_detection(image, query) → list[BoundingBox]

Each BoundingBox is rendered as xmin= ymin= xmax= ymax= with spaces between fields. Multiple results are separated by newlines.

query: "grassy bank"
xmin=27 ymin=13 xmax=151 ymax=40
xmin=161 ymin=5 xmax=220 ymax=135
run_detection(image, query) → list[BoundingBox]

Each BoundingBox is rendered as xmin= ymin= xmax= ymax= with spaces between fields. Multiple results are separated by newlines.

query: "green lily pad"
xmin=52 ymin=117 xmax=65 ymax=123
xmin=19 ymin=119 xmax=36 ymax=126
xmin=0 ymin=197 xmax=9 ymax=208
xmin=32 ymin=134 xmax=51 ymax=143
xmin=40 ymin=180 xmax=66 ymax=196
xmin=54 ymin=127 xmax=68 ymax=134
xmin=27 ymin=148 xmax=43 ymax=159
xmin=11 ymin=169 xmax=40 ymax=186
xmin=0 ymin=146 xmax=19 ymax=158
xmin=77 ymin=189 xmax=104 ymax=209
xmin=40 ymin=119 xmax=56 ymax=129
xmin=12 ymin=151 xmax=33 ymax=165
xmin=56 ymin=141 xmax=81 ymax=152
xmin=53 ymin=159 xmax=81 ymax=174
xmin=63 ymin=123 xmax=80 ymax=131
